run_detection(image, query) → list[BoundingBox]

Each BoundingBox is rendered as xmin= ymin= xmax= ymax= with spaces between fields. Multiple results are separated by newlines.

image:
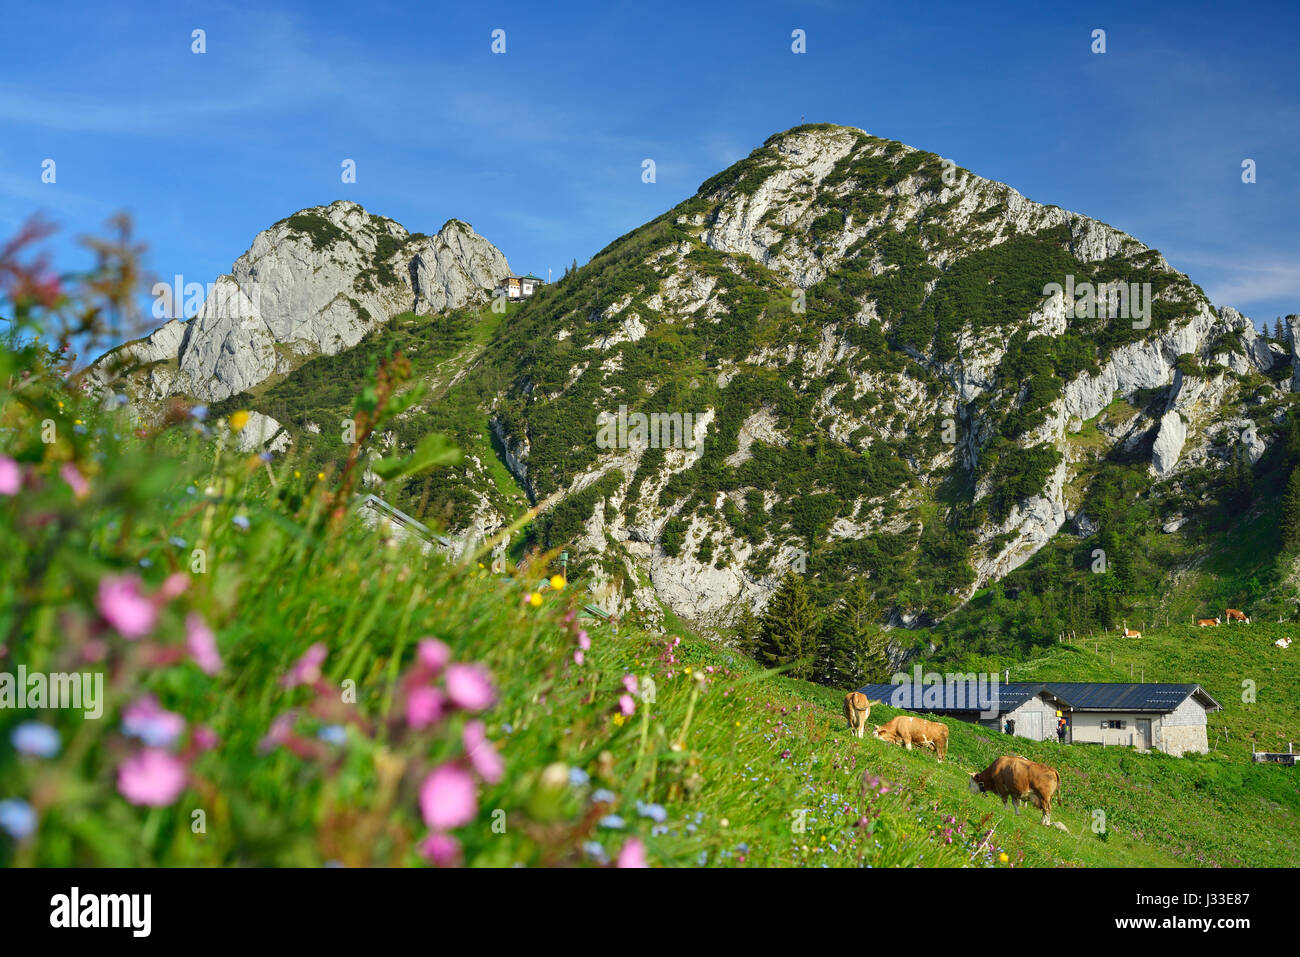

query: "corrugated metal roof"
xmin=1044 ymin=682 xmax=1221 ymax=713
xmin=857 ymin=681 xmax=1046 ymax=714
xmin=856 ymin=681 xmax=1222 ymax=715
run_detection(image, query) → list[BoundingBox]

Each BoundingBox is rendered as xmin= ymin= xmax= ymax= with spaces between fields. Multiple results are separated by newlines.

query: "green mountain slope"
xmin=174 ymin=123 xmax=1300 ymax=676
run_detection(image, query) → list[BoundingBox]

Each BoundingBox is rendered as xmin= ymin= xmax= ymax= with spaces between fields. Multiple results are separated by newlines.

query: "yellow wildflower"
xmin=549 ymin=575 xmax=565 ymax=590
xmin=229 ymin=410 xmax=250 ymax=432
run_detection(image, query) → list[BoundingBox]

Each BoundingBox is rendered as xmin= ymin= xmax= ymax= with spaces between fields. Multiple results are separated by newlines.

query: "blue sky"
xmin=2 ymin=0 xmax=1298 ymax=353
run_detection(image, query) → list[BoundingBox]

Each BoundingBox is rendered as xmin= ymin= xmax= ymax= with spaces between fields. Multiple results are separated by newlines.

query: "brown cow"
xmin=1121 ymin=627 xmax=1141 ymax=638
xmin=1225 ymin=608 xmax=1251 ymax=624
xmin=872 ymin=715 xmax=949 ymax=762
xmin=1197 ymin=617 xmax=1220 ymax=627
xmin=843 ymin=692 xmax=871 ymax=739
xmin=968 ymin=755 xmax=1062 ymax=826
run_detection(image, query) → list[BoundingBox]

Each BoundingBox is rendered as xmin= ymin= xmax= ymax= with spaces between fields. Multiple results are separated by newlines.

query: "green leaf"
xmin=376 ymin=383 xmax=427 ymax=424
xmin=370 ymin=433 xmax=461 ymax=481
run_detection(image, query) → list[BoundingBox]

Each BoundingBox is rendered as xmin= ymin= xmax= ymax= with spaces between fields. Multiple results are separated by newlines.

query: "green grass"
xmin=4 ymin=357 xmax=1299 ymax=867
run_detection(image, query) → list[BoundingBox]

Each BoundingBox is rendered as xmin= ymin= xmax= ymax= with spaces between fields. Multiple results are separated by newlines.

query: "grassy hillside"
xmin=4 ymin=351 xmax=1297 ymax=868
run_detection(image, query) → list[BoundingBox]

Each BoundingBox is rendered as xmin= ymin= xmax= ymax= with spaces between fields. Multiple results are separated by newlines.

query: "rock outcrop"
xmin=92 ymin=201 xmax=510 ymax=406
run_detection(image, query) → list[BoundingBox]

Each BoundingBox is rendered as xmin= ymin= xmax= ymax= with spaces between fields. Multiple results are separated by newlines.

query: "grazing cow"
xmin=968 ymin=755 xmax=1062 ymax=826
xmin=872 ymin=715 xmax=949 ymax=762
xmin=1121 ymin=627 xmax=1141 ymax=638
xmin=1197 ymin=617 xmax=1220 ymax=627
xmin=1275 ymin=637 xmax=1292 ymax=649
xmin=1226 ymin=608 xmax=1250 ymax=624
xmin=843 ymin=692 xmax=871 ymax=739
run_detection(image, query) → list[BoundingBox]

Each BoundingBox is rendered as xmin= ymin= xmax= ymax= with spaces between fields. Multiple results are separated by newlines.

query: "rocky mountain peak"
xmin=92 ymin=202 xmax=510 ymax=407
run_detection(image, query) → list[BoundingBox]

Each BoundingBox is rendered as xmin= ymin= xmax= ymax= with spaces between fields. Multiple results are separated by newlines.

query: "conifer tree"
xmin=1227 ymin=442 xmax=1254 ymax=515
xmin=758 ymin=572 xmax=820 ymax=680
xmin=821 ymin=577 xmax=890 ymax=686
xmin=1281 ymin=468 xmax=1300 ymax=553
xmin=731 ymin=604 xmax=762 ymax=660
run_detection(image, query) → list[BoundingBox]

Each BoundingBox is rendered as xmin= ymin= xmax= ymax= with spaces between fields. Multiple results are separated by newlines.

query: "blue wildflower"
xmin=11 ymin=722 xmax=61 ymax=758
xmin=232 ymin=515 xmax=250 ymax=531
xmin=636 ymin=800 xmax=667 ymax=823
xmin=317 ymin=725 xmax=347 ymax=746
xmin=0 ymin=799 xmax=36 ymax=839
xmin=598 ymin=814 xmax=626 ymax=830
xmin=568 ymin=767 xmax=590 ymax=788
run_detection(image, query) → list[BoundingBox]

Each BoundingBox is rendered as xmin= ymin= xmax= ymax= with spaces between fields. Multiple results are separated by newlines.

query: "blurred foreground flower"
xmin=185 ymin=613 xmax=222 ymax=675
xmin=0 ymin=456 xmax=20 ymax=495
xmin=12 ymin=721 xmax=61 ymax=758
xmin=0 ymin=799 xmax=36 ymax=840
xmin=420 ymin=764 xmax=477 ymax=830
xmin=117 ymin=749 xmax=187 ymax=806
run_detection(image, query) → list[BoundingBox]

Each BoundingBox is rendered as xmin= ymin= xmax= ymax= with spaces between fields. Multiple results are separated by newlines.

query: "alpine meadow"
xmin=2 ymin=3 xmax=1299 ymax=907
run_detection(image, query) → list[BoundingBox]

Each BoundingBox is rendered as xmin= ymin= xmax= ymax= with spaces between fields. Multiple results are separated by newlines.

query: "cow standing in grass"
xmin=1226 ymin=608 xmax=1251 ymax=624
xmin=969 ymin=755 xmax=1062 ymax=826
xmin=843 ymin=692 xmax=871 ymax=739
xmin=872 ymin=715 xmax=949 ymax=762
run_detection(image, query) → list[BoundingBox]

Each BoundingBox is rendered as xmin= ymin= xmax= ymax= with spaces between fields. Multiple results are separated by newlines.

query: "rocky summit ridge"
xmin=92 ymin=126 xmax=1300 ymax=635
xmin=91 ymin=201 xmax=509 ymax=407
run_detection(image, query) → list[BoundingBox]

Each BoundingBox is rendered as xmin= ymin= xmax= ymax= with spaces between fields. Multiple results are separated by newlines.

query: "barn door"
xmin=1136 ymin=719 xmax=1151 ymax=750
xmin=1022 ymin=712 xmax=1042 ymax=740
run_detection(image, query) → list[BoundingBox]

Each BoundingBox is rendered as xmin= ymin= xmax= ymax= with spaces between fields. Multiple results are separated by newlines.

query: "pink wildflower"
xmin=419 ymin=764 xmax=477 ymax=830
xmin=621 ymin=674 xmax=638 ymax=696
xmin=117 ymin=749 xmax=187 ymax=806
xmin=96 ymin=574 xmax=157 ymax=639
xmin=156 ymin=572 xmax=189 ymax=603
xmin=616 ymin=837 xmax=648 ymax=868
xmin=619 ymin=694 xmax=635 ymax=717
xmin=282 ymin=642 xmax=327 ymax=688
xmin=185 ymin=613 xmax=221 ymax=675
xmin=0 ymin=456 xmax=20 ymax=495
xmin=417 ymin=638 xmax=451 ymax=674
xmin=462 ymin=720 xmax=504 ymax=784
xmin=444 ymin=663 xmax=495 ymax=712
xmin=419 ymin=832 xmax=462 ymax=867
xmin=259 ymin=712 xmax=297 ymax=753
xmin=60 ymin=462 xmax=89 ymax=499
xmin=406 ymin=686 xmax=446 ymax=730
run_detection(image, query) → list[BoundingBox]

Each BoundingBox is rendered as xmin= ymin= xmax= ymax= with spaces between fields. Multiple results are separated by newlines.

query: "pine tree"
xmin=1274 ymin=318 xmax=1285 ymax=342
xmin=821 ymin=577 xmax=890 ymax=686
xmin=1281 ymin=468 xmax=1300 ymax=553
xmin=758 ymin=572 xmax=820 ymax=680
xmin=1227 ymin=443 xmax=1255 ymax=515
xmin=731 ymin=604 xmax=762 ymax=660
